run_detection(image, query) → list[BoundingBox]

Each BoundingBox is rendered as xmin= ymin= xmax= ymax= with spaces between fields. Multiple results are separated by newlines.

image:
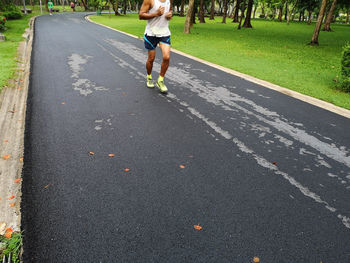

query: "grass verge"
xmin=90 ymin=14 xmax=350 ymax=110
xmin=0 ymin=9 xmax=43 ymax=93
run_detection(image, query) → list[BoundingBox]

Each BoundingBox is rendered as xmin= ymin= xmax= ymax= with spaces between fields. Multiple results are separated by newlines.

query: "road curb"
xmin=0 ymin=16 xmax=35 ymax=233
xmin=85 ymin=15 xmax=350 ymax=119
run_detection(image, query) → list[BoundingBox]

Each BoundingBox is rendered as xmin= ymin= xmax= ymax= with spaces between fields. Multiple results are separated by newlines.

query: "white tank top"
xmin=144 ymin=0 xmax=171 ymax=37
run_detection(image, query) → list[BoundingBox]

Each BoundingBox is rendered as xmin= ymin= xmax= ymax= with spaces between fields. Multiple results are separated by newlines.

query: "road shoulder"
xmin=0 ymin=17 xmax=35 ymax=234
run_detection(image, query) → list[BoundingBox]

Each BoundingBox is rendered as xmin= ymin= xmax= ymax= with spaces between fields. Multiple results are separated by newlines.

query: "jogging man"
xmin=139 ymin=0 xmax=172 ymax=93
xmin=48 ymin=0 xmax=54 ymax=15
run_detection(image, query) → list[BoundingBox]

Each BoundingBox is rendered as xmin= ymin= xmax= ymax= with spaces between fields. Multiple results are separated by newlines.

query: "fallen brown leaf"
xmin=9 ymin=203 xmax=15 ymax=207
xmin=14 ymin=178 xmax=21 ymax=183
xmin=179 ymin=165 xmax=185 ymax=169
xmin=8 ymin=195 xmax=15 ymax=200
xmin=20 ymin=157 xmax=24 ymax=162
xmin=4 ymin=139 xmax=8 ymax=143
xmin=124 ymin=168 xmax=130 ymax=172
xmin=253 ymin=257 xmax=260 ymax=263
xmin=61 ymin=102 xmax=66 ymax=105
xmin=108 ymin=153 xmax=115 ymax=157
xmin=89 ymin=152 xmax=95 ymax=155
xmin=44 ymin=184 xmax=51 ymax=189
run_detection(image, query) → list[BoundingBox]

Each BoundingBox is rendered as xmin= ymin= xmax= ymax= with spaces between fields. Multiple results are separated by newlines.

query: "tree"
xmin=210 ymin=0 xmax=215 ymax=19
xmin=184 ymin=0 xmax=195 ymax=33
xmin=232 ymin=0 xmax=240 ymax=22
xmin=180 ymin=0 xmax=185 ymax=16
xmin=243 ymin=0 xmax=253 ymax=27
xmin=310 ymin=0 xmax=328 ymax=45
xmin=199 ymin=0 xmax=205 ymax=22
xmin=237 ymin=0 xmax=246 ymax=29
xmin=323 ymin=0 xmax=337 ymax=31
xmin=222 ymin=0 xmax=228 ymax=22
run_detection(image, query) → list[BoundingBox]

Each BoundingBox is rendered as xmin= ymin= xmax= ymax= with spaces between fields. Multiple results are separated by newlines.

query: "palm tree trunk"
xmin=184 ymin=0 xmax=195 ymax=33
xmin=310 ymin=0 xmax=328 ymax=45
xmin=323 ymin=0 xmax=337 ymax=31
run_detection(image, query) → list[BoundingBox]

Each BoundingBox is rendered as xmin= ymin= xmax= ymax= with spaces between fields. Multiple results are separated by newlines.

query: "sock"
xmin=158 ymin=76 xmax=164 ymax=82
xmin=147 ymin=74 xmax=152 ymax=79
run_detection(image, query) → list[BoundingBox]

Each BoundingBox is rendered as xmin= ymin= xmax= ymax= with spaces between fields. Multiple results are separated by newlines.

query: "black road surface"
xmin=22 ymin=13 xmax=350 ymax=262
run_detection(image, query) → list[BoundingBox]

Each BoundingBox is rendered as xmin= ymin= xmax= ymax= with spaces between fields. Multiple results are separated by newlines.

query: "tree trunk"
xmin=243 ymin=0 xmax=253 ymax=27
xmin=45 ymin=0 xmax=48 ymax=11
xmin=237 ymin=0 xmax=246 ymax=29
xmin=307 ymin=11 xmax=312 ymax=24
xmin=199 ymin=0 xmax=205 ymax=23
xmin=184 ymin=0 xmax=195 ymax=33
xmin=284 ymin=0 xmax=288 ymax=20
xmin=81 ymin=0 xmax=88 ymax=10
xmin=287 ymin=2 xmax=296 ymax=25
xmin=112 ymin=0 xmax=120 ymax=15
xmin=123 ymin=0 xmax=127 ymax=14
xmin=301 ymin=10 xmax=305 ymax=21
xmin=253 ymin=3 xmax=257 ymax=19
xmin=180 ymin=0 xmax=185 ymax=16
xmin=191 ymin=4 xmax=197 ymax=25
xmin=310 ymin=0 xmax=328 ymax=45
xmin=278 ymin=6 xmax=283 ymax=21
xmin=323 ymin=0 xmax=337 ymax=31
xmin=233 ymin=0 xmax=240 ymax=22
xmin=261 ymin=3 xmax=265 ymax=17
xmin=222 ymin=0 xmax=228 ymax=23
xmin=209 ymin=0 xmax=215 ymax=19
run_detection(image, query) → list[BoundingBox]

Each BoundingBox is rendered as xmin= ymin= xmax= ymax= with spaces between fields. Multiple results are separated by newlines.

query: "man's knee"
xmin=162 ymin=54 xmax=170 ymax=63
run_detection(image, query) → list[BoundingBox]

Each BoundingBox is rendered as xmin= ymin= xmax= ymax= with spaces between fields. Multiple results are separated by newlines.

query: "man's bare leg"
xmin=159 ymin=43 xmax=171 ymax=77
xmin=146 ymin=50 xmax=156 ymax=75
xmin=146 ymin=50 xmax=156 ymax=88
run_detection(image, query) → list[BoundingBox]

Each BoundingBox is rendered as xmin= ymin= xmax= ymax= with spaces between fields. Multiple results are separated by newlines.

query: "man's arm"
xmin=139 ymin=0 xmax=164 ymax=20
xmin=165 ymin=0 xmax=173 ymax=20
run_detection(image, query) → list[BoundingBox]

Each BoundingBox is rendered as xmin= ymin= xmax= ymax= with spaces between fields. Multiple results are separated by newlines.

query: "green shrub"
xmin=339 ymin=43 xmax=350 ymax=92
xmin=0 ymin=16 xmax=6 ymax=31
xmin=3 ymin=10 xmax=22 ymax=20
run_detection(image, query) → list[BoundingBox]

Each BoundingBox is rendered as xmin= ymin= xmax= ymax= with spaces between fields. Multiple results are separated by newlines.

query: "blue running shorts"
xmin=144 ymin=34 xmax=171 ymax=50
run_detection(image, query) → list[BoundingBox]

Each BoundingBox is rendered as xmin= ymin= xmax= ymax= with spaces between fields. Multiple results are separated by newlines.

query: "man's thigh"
xmin=159 ymin=43 xmax=171 ymax=59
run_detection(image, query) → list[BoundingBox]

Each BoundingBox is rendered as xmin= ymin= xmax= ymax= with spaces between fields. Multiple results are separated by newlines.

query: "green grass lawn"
xmin=0 ymin=10 xmax=41 ymax=92
xmin=90 ymin=14 xmax=350 ymax=110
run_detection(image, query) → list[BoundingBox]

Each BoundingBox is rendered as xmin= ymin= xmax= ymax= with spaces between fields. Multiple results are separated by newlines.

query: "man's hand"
xmin=157 ymin=6 xmax=165 ymax=16
xmin=165 ymin=11 xmax=173 ymax=20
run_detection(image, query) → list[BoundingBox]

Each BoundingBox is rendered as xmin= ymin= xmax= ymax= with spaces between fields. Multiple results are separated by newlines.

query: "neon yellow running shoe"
xmin=146 ymin=75 xmax=155 ymax=88
xmin=156 ymin=78 xmax=168 ymax=93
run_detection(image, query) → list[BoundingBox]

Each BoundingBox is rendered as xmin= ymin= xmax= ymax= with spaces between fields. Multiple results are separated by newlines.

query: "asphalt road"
xmin=22 ymin=12 xmax=350 ymax=262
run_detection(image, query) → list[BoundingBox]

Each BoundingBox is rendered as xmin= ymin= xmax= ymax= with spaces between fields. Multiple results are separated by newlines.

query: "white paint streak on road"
xmin=68 ymin=53 xmax=108 ymax=96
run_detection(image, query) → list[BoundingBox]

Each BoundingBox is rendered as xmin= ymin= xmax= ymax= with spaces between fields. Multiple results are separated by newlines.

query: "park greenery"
xmin=91 ymin=14 xmax=350 ymax=109
xmin=0 ymin=0 xmax=349 ymax=108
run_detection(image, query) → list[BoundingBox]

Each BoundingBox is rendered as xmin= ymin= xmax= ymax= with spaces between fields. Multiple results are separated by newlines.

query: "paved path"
xmin=22 ymin=13 xmax=350 ymax=262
